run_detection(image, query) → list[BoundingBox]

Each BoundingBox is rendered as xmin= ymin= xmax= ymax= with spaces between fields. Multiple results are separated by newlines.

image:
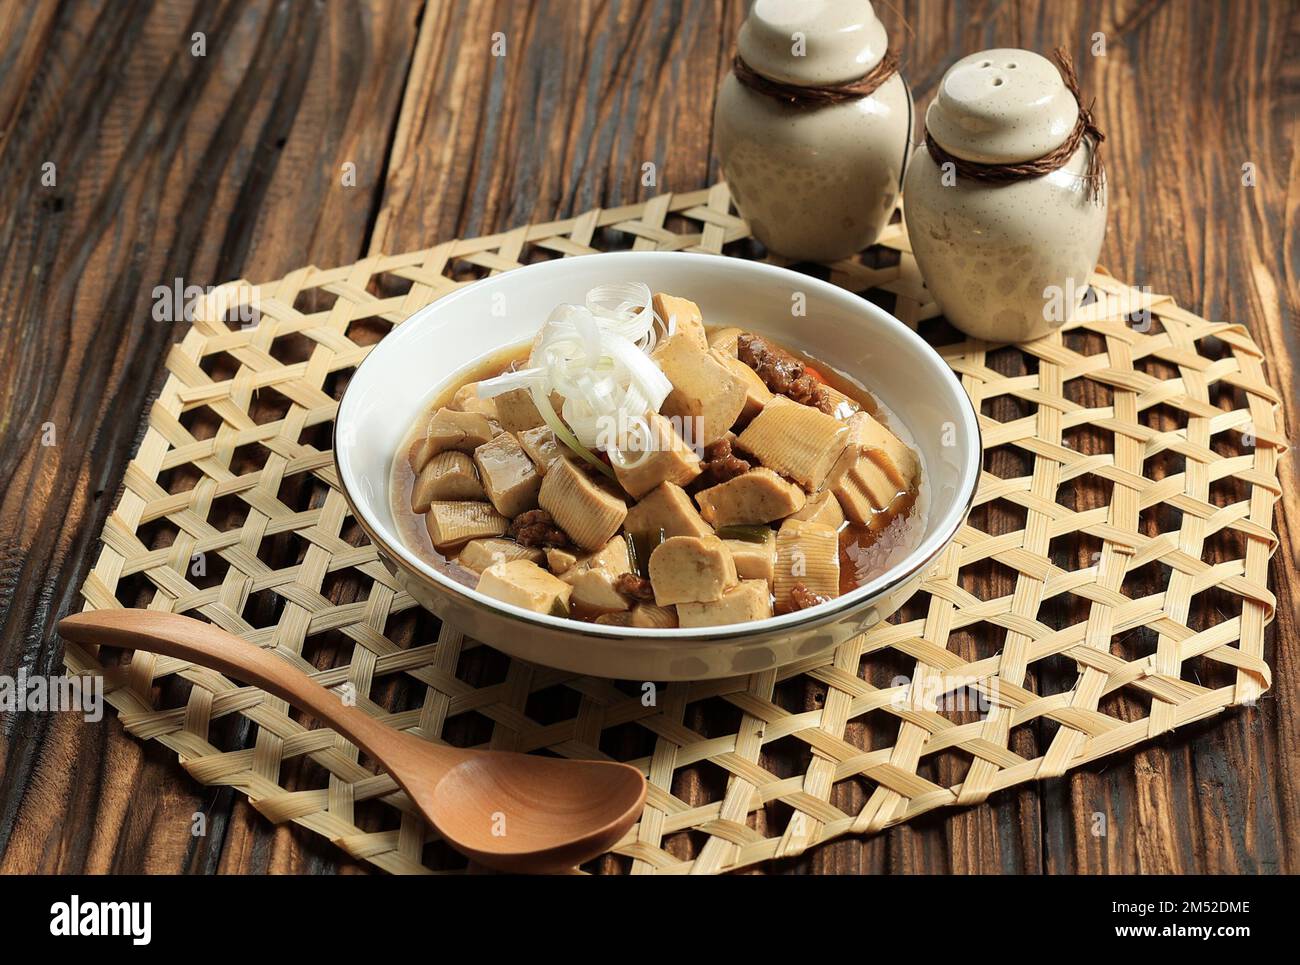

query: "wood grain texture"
xmin=0 ymin=0 xmax=1295 ymax=875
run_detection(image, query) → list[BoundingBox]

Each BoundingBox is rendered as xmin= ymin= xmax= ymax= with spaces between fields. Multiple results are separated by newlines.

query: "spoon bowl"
xmin=428 ymin=754 xmax=647 ymax=872
xmin=58 ymin=609 xmax=647 ymax=874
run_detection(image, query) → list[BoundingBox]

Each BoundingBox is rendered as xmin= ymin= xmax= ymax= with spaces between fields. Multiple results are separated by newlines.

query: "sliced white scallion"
xmin=476 ymin=283 xmax=673 ymax=480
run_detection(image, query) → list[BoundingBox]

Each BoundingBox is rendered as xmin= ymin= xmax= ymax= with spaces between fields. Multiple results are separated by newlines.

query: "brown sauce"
xmin=390 ymin=332 xmax=928 ymax=618
xmin=392 ymin=344 xmax=528 ymax=591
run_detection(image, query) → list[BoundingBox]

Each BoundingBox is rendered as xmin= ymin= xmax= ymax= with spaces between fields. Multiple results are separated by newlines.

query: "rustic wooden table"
xmin=0 ymin=0 xmax=1295 ymax=875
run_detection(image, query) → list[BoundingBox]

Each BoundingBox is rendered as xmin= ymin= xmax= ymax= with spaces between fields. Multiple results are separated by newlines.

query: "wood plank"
xmin=369 ymin=0 xmax=741 ymax=255
xmin=1024 ymin=0 xmax=1299 ymax=877
xmin=0 ymin=0 xmax=1293 ymax=875
xmin=0 ymin=0 xmax=421 ymax=875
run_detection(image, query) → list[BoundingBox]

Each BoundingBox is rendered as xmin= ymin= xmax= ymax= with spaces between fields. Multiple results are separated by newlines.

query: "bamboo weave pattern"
xmin=65 ymin=183 xmax=1283 ymax=874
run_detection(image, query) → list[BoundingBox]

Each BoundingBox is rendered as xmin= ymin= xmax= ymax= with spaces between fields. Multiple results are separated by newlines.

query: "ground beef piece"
xmin=737 ymin=333 xmax=831 ymax=412
xmin=615 ymin=572 xmax=655 ymax=603
xmin=508 ymin=509 xmax=570 ymax=549
xmin=812 ymin=390 xmax=840 ymax=415
xmin=697 ymin=437 xmax=751 ymax=488
xmin=787 ymin=373 xmax=824 ymax=408
xmin=789 ymin=581 xmax=832 ymax=611
xmin=738 ymin=333 xmax=800 ymax=392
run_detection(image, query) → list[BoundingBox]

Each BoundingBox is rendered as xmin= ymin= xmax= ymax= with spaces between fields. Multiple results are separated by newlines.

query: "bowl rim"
xmin=334 ymin=250 xmax=981 ymax=640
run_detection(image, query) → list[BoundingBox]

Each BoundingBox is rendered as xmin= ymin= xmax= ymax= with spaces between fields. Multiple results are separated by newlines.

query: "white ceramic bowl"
xmin=335 ymin=252 xmax=979 ymax=680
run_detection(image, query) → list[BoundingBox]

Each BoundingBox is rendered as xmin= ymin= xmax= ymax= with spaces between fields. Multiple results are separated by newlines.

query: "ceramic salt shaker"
xmin=713 ymin=0 xmax=913 ymax=262
xmin=903 ymin=49 xmax=1107 ymax=342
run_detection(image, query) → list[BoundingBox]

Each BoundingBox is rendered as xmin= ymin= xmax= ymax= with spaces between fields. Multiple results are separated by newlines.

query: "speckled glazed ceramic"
xmin=903 ymin=49 xmax=1107 ymax=342
xmin=714 ymin=0 xmax=913 ymax=262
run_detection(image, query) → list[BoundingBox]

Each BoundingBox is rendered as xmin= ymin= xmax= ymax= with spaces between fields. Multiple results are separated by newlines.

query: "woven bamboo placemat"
xmin=64 ymin=183 xmax=1283 ymax=874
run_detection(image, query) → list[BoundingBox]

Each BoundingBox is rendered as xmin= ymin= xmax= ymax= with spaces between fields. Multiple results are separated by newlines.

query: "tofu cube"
xmin=545 ymin=546 xmax=580 ymax=574
xmin=476 ymin=560 xmax=572 ymax=616
xmin=655 ymin=337 xmax=748 ymax=447
xmin=473 ymin=432 xmax=541 ymax=518
xmin=652 ymin=293 xmax=708 ymax=350
xmin=791 ymin=489 xmax=846 ymax=529
xmin=612 ymin=412 xmax=703 ymax=498
xmin=451 ymin=382 xmax=500 ymax=420
xmin=457 ymin=537 xmax=544 ymax=573
xmin=624 ymin=482 xmax=712 ymax=539
xmin=676 ymin=580 xmax=773 ymax=628
xmin=717 ymin=352 xmax=773 ymax=423
xmin=695 ymin=467 xmax=806 ymax=527
xmin=648 ymin=535 xmax=737 ymax=606
xmin=560 ymin=536 xmax=633 ymax=613
xmin=578 ymin=535 xmax=634 ymax=573
xmin=494 ymin=387 xmax=545 ymax=432
xmin=517 ymin=425 xmax=562 ymax=474
xmin=723 ymin=530 xmax=777 ymax=586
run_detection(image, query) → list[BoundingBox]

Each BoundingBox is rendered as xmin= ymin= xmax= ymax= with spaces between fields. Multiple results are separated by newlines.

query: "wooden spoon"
xmin=59 ymin=609 xmax=647 ymax=874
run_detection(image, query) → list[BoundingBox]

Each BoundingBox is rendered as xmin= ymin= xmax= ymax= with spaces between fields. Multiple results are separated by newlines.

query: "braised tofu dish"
xmin=391 ymin=283 xmax=924 ymax=629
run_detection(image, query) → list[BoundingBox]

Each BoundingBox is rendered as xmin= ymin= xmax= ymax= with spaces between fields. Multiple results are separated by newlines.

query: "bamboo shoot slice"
xmin=538 ymin=457 xmax=627 ymax=550
xmin=736 ymin=396 xmax=849 ymax=491
xmin=412 ymin=451 xmax=484 ymax=512
xmin=630 ymin=603 xmax=678 ymax=628
xmin=411 ymin=407 xmax=496 ymax=472
xmin=773 ymin=518 xmax=840 ymax=613
xmin=425 ymin=501 xmax=509 ymax=550
xmin=708 ymin=326 xmax=743 ymax=357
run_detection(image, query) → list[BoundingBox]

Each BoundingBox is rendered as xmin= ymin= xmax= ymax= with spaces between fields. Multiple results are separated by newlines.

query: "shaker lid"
xmin=737 ymin=0 xmax=888 ymax=87
xmin=925 ymin=49 xmax=1079 ymax=164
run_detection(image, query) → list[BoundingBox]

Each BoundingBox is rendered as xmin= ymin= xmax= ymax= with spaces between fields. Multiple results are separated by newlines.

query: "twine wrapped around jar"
xmin=730 ymin=47 xmax=901 ymax=108
xmin=922 ymin=47 xmax=1105 ymax=202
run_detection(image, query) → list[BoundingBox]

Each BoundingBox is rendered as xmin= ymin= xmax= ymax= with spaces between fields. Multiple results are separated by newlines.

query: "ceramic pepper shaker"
xmin=713 ymin=0 xmax=913 ymax=262
xmin=903 ymin=48 xmax=1107 ymax=342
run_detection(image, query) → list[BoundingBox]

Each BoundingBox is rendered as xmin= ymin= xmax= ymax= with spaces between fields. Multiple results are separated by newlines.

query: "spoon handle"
xmin=59 ymin=609 xmax=445 ymax=771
